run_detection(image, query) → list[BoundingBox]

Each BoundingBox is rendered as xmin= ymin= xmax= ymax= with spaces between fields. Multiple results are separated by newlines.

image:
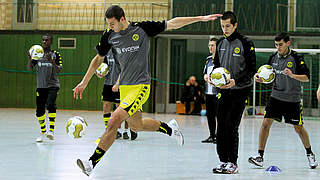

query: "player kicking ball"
xmin=73 ymin=5 xmax=221 ymax=176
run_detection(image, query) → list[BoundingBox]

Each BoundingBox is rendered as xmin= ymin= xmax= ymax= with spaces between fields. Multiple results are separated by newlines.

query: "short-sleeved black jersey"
xmin=32 ymin=50 xmax=62 ymax=88
xmin=268 ymin=49 xmax=310 ymax=102
xmin=95 ymin=21 xmax=166 ymax=85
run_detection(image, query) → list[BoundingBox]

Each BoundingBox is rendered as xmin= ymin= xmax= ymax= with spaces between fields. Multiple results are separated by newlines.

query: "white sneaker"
xmin=167 ymin=119 xmax=184 ymax=146
xmin=36 ymin=133 xmax=45 ymax=143
xmin=248 ymin=155 xmax=263 ymax=167
xmin=46 ymin=131 xmax=54 ymax=140
xmin=222 ymin=162 xmax=239 ymax=174
xmin=307 ymin=153 xmax=318 ymax=169
xmin=77 ymin=159 xmax=93 ymax=176
xmin=212 ymin=162 xmax=227 ymax=173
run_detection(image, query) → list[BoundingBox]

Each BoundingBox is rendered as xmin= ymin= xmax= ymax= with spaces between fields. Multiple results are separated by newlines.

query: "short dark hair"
xmin=221 ymin=11 xmax=237 ymax=25
xmin=209 ymin=37 xmax=218 ymax=42
xmin=105 ymin=5 xmax=125 ymax=21
xmin=43 ymin=34 xmax=53 ymax=41
xmin=275 ymin=32 xmax=290 ymax=42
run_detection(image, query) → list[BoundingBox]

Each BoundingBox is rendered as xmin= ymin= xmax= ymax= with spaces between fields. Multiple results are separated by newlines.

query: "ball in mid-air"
xmin=66 ymin=116 xmax=88 ymax=139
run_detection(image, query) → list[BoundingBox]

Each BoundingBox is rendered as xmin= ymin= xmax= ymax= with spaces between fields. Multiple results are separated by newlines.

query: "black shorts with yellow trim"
xmin=119 ymin=84 xmax=150 ymax=117
xmin=102 ymin=84 xmax=120 ymax=103
xmin=264 ymin=96 xmax=303 ymax=125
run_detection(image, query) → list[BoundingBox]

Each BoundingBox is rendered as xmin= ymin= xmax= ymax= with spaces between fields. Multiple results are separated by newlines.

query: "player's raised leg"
xmin=77 ymin=107 xmax=128 ymax=176
xmin=127 ymin=111 xmax=184 ymax=146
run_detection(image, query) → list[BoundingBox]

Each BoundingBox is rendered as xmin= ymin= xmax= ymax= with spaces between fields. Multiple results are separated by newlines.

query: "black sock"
xmin=89 ymin=147 xmax=106 ymax=168
xmin=157 ymin=121 xmax=172 ymax=136
xmin=258 ymin=150 xmax=264 ymax=158
xmin=306 ymin=147 xmax=313 ymax=155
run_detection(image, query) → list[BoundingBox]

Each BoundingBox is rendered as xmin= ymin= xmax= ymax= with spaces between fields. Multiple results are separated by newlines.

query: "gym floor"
xmin=0 ymin=108 xmax=319 ymax=180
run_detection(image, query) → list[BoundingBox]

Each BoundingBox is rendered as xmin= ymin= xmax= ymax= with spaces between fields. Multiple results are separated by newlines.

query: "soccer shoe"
xmin=123 ymin=132 xmax=129 ymax=139
xmin=201 ymin=136 xmax=216 ymax=143
xmin=77 ymin=159 xmax=93 ymax=176
xmin=167 ymin=119 xmax=184 ymax=146
xmin=116 ymin=131 xmax=122 ymax=139
xmin=212 ymin=162 xmax=227 ymax=173
xmin=130 ymin=130 xmax=138 ymax=140
xmin=222 ymin=162 xmax=239 ymax=174
xmin=307 ymin=153 xmax=318 ymax=169
xmin=36 ymin=133 xmax=46 ymax=143
xmin=248 ymin=155 xmax=263 ymax=167
xmin=46 ymin=131 xmax=54 ymax=140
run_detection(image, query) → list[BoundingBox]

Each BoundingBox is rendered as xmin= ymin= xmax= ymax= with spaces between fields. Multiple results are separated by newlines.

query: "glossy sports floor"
xmin=1 ymin=108 xmax=320 ymax=180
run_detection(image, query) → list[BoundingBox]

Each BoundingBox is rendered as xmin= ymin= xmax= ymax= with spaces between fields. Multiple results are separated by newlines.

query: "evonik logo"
xmin=116 ymin=45 xmax=140 ymax=54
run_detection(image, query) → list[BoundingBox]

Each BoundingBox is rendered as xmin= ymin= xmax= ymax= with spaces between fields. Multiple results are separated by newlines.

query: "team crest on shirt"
xmin=234 ymin=47 xmax=240 ymax=54
xmin=132 ymin=34 xmax=139 ymax=41
xmin=287 ymin=62 xmax=293 ymax=68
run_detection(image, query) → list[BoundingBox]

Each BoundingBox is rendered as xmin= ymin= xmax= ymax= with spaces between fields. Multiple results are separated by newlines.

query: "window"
xmin=17 ymin=0 xmax=33 ymax=23
xmin=58 ymin=38 xmax=76 ymax=49
xmin=13 ymin=0 xmax=37 ymax=29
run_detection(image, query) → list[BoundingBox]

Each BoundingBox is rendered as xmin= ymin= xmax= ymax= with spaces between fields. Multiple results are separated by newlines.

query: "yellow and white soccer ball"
xmin=66 ymin=116 xmax=88 ymax=139
xmin=210 ymin=67 xmax=231 ymax=87
xmin=28 ymin=45 xmax=44 ymax=60
xmin=257 ymin=64 xmax=275 ymax=84
xmin=96 ymin=63 xmax=109 ymax=76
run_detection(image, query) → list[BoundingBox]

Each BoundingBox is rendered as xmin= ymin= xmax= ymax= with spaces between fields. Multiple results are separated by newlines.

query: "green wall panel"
xmin=0 ymin=32 xmax=153 ymax=112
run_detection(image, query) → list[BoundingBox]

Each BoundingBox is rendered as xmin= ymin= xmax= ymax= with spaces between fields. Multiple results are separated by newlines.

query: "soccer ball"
xmin=66 ymin=116 xmax=88 ymax=139
xmin=210 ymin=67 xmax=231 ymax=87
xmin=257 ymin=65 xmax=275 ymax=84
xmin=28 ymin=45 xmax=44 ymax=60
xmin=96 ymin=63 xmax=109 ymax=76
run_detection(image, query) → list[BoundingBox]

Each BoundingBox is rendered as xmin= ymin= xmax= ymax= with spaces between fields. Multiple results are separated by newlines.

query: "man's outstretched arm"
xmin=166 ymin=14 xmax=222 ymax=30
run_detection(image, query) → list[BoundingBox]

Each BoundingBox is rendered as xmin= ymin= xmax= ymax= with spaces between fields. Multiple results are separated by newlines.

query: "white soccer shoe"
xmin=307 ymin=153 xmax=318 ymax=169
xmin=167 ymin=119 xmax=184 ymax=146
xmin=46 ymin=131 xmax=54 ymax=140
xmin=77 ymin=159 xmax=93 ymax=176
xmin=36 ymin=133 xmax=46 ymax=143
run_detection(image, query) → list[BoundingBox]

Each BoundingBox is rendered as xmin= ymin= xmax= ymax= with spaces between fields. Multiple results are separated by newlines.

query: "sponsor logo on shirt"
xmin=274 ymin=69 xmax=285 ymax=75
xmin=287 ymin=62 xmax=293 ymax=68
xmin=38 ymin=62 xmax=53 ymax=67
xmin=116 ymin=45 xmax=140 ymax=54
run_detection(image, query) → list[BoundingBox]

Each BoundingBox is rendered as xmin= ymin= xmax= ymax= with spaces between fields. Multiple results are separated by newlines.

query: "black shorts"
xmin=102 ymin=85 xmax=120 ymax=103
xmin=264 ymin=96 xmax=303 ymax=125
